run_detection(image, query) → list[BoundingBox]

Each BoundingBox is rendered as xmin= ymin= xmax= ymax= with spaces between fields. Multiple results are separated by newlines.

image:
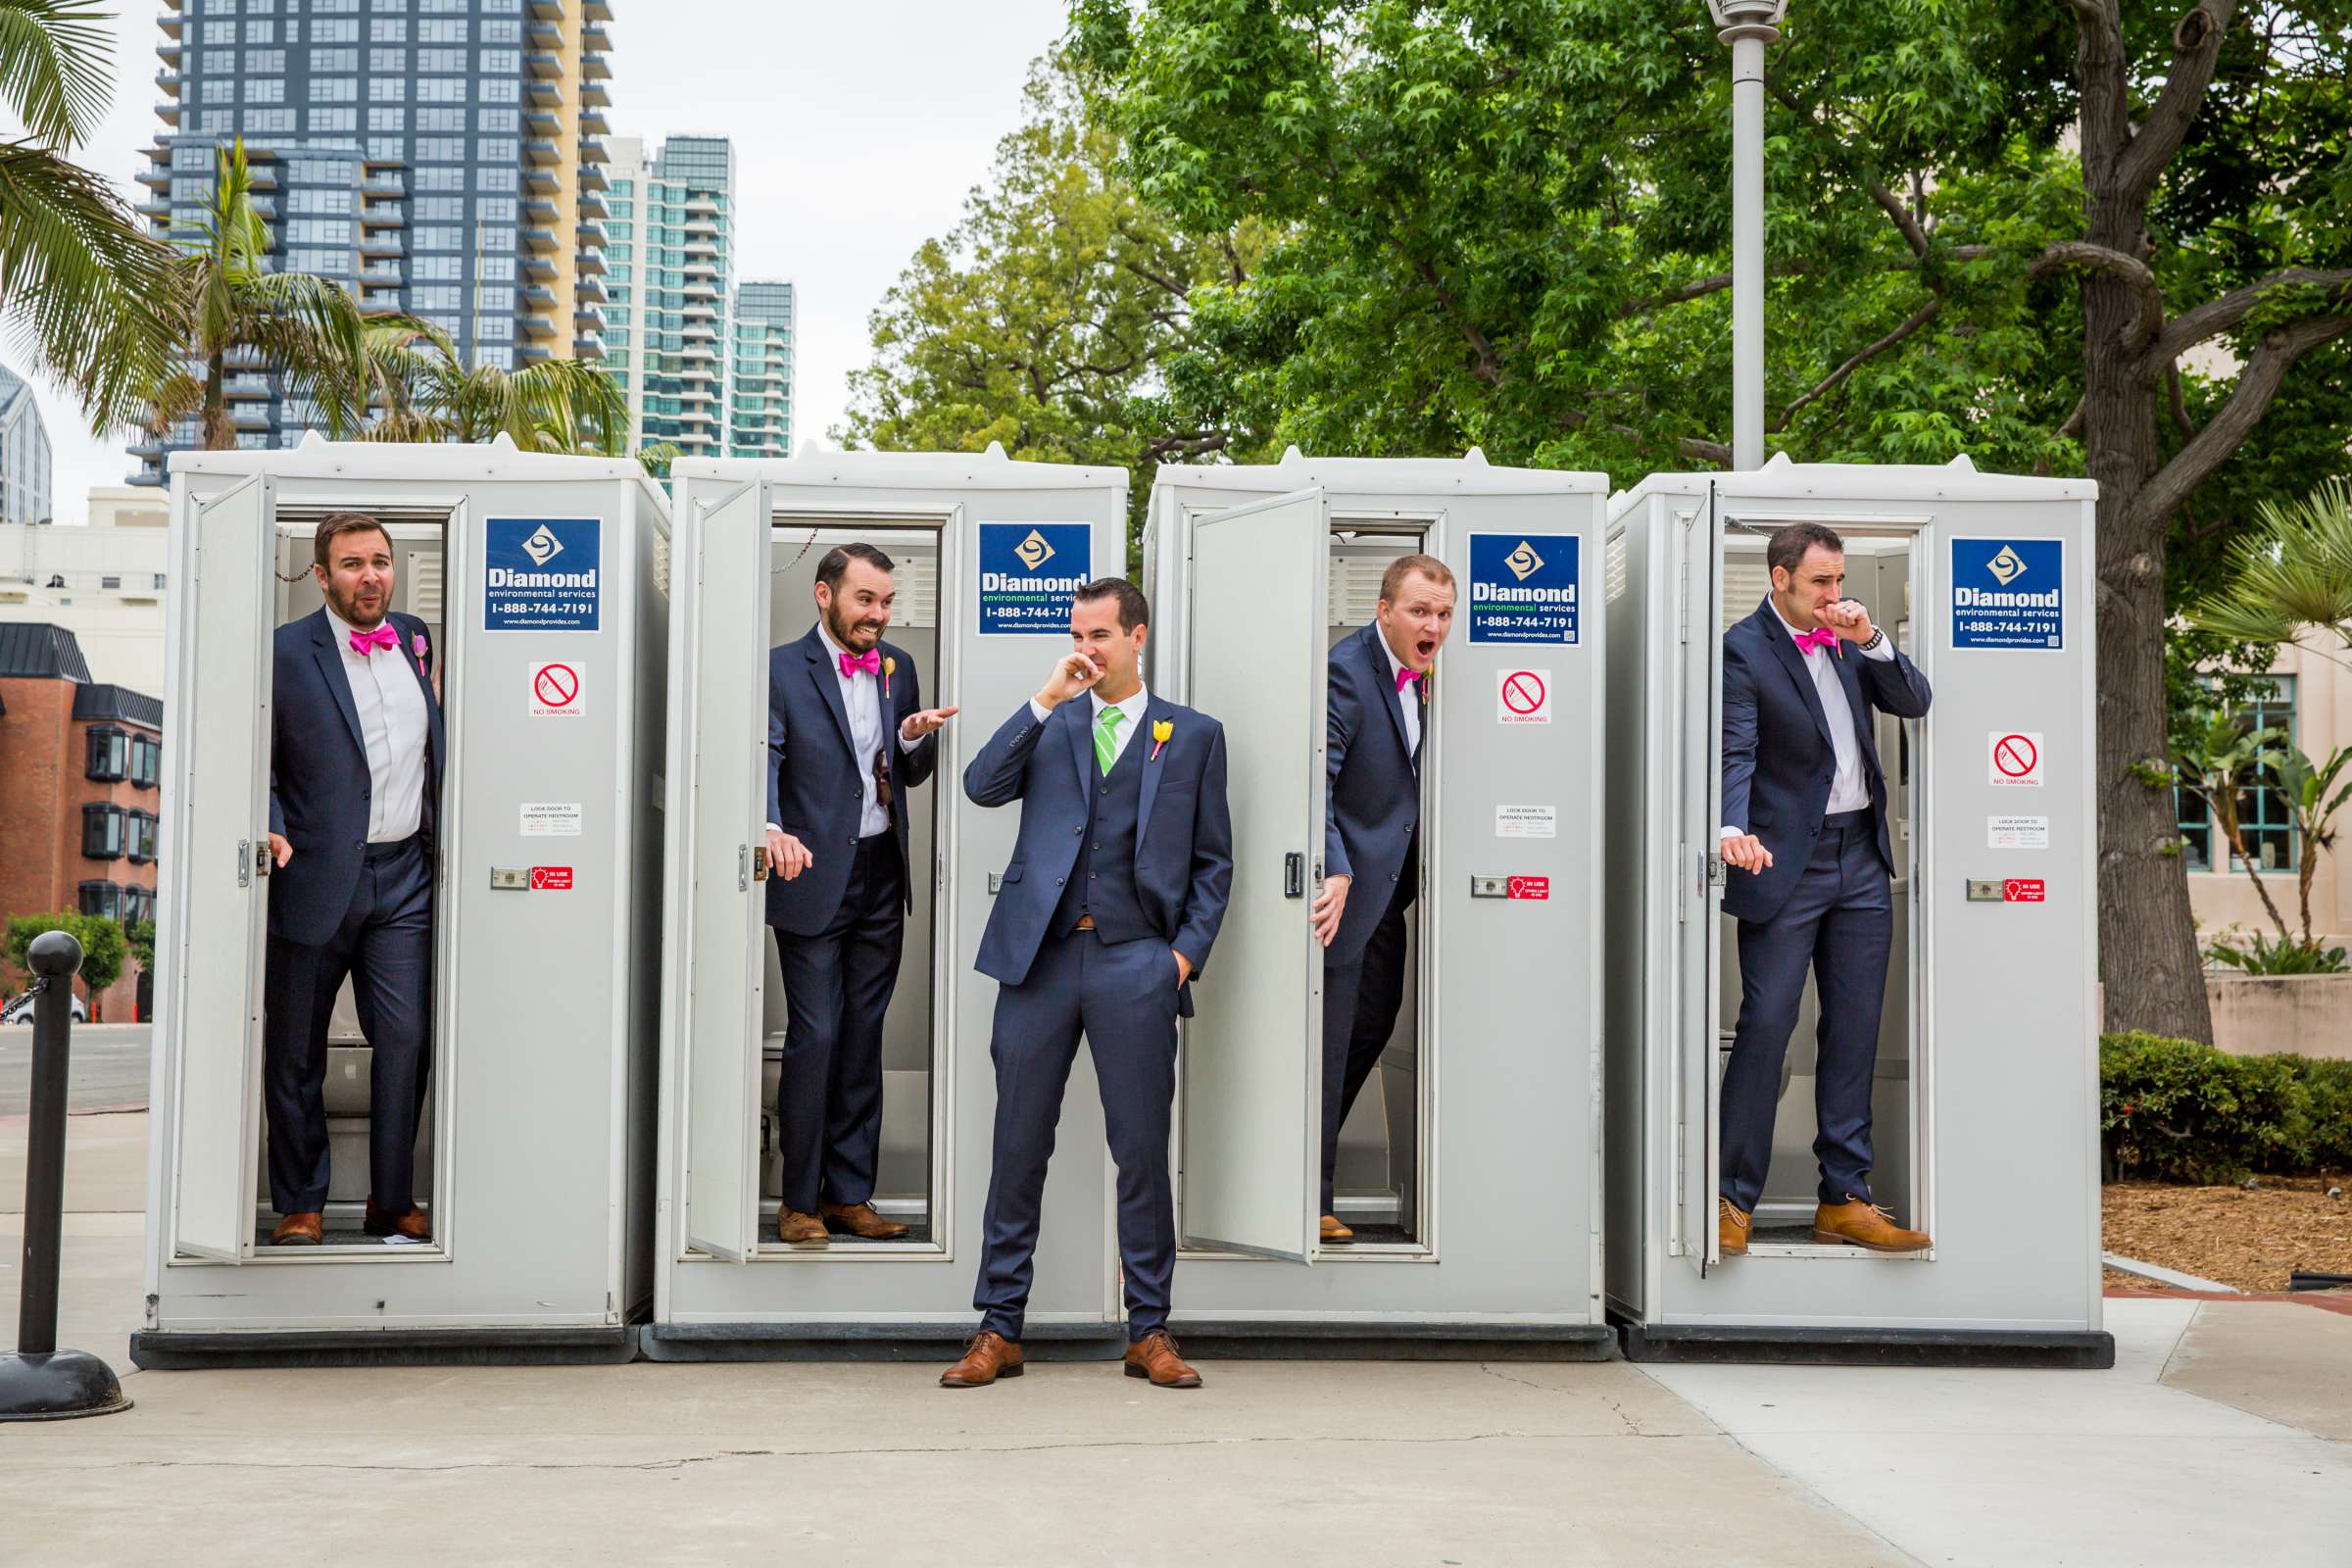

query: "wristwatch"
xmin=1861 ymin=627 xmax=1886 ymax=654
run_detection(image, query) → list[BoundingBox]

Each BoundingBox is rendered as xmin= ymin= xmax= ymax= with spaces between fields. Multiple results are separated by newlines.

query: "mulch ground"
xmin=2103 ymin=1178 xmax=2352 ymax=1293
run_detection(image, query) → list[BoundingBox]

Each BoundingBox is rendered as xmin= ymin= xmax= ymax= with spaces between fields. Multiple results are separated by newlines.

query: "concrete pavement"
xmin=3 ymin=1111 xmax=2347 ymax=1566
xmin=0 ymin=1022 xmax=152 ymax=1115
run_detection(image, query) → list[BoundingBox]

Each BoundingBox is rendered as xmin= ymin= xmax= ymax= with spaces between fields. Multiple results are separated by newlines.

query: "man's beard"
xmin=827 ymin=602 xmax=882 ymax=650
xmin=327 ymin=580 xmax=389 ymax=630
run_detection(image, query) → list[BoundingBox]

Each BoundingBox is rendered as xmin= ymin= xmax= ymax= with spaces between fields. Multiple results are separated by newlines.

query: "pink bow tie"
xmin=839 ymin=649 xmax=880 ymax=678
xmin=1792 ymin=626 xmax=1839 ymax=656
xmin=1395 ymin=667 xmax=1425 ymax=694
xmin=348 ymin=623 xmax=398 ymax=656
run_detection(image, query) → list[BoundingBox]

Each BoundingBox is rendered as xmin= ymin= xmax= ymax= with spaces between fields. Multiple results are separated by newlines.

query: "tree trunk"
xmin=202 ymin=352 xmax=232 ymax=451
xmin=2083 ymin=258 xmax=2215 ymax=1041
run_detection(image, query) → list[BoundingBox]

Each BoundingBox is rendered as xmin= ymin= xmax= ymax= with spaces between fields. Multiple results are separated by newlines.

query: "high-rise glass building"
xmin=131 ymin=0 xmax=613 ymax=485
xmin=600 ymin=133 xmax=732 ymax=460
xmin=0 ymin=362 xmax=54 ymax=527
xmin=726 ymin=280 xmax=795 ymax=458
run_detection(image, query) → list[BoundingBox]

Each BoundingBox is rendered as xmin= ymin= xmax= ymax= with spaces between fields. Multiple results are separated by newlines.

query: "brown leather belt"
xmin=1073 ymin=915 xmax=1097 ymax=931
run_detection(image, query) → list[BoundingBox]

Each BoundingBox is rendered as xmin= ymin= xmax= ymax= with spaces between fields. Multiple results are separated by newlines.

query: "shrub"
xmin=2101 ymin=1031 xmax=2352 ymax=1183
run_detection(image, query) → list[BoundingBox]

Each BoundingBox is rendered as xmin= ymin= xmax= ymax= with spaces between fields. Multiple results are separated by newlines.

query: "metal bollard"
xmin=0 ymin=930 xmax=130 ymax=1420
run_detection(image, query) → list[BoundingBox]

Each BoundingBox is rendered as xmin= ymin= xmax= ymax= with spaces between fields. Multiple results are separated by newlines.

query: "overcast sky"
xmin=26 ymin=0 xmax=1071 ymax=523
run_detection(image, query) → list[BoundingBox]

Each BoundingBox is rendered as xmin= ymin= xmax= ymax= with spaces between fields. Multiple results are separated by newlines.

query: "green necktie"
xmin=1095 ymin=705 xmax=1126 ymax=775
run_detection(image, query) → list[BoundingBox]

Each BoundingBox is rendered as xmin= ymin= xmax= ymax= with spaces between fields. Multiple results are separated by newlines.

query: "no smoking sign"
xmin=1495 ymin=667 xmax=1552 ymax=725
xmin=531 ymin=661 xmax=584 ymax=718
xmin=1988 ymin=729 xmax=2042 ymax=787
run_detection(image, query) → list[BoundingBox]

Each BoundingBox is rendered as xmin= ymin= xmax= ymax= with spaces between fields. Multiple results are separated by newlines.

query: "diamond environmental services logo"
xmin=1985 ymin=544 xmax=2028 ymax=586
xmin=1013 ymin=528 xmax=1056 ymax=570
xmin=1504 ymin=539 xmax=1546 ymax=581
xmin=520 ymin=523 xmax=565 ymax=566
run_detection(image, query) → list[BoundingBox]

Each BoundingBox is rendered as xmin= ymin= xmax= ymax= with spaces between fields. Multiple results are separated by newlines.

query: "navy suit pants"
xmin=262 ymin=836 xmax=434 ymax=1216
xmin=771 ymin=834 xmax=905 ymax=1214
xmin=974 ymin=928 xmax=1181 ymax=1343
xmin=1319 ymin=868 xmax=1414 ymax=1215
xmin=1720 ymin=812 xmax=1892 ymax=1213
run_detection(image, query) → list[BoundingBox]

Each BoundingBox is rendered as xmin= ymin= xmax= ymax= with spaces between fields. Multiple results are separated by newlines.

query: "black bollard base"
xmin=0 ymin=1349 xmax=133 ymax=1422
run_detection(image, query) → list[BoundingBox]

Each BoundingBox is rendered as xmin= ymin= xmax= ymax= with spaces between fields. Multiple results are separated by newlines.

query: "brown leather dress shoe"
xmin=1124 ymin=1330 xmax=1202 ymax=1389
xmin=820 ymin=1200 xmax=909 ymax=1241
xmin=940 ymin=1330 xmax=1024 ymax=1388
xmin=364 ymin=1200 xmax=430 ymax=1241
xmin=776 ymin=1207 xmax=827 ymax=1247
xmin=1320 ymin=1213 xmax=1354 ymax=1245
xmin=1813 ymin=1197 xmax=1931 ymax=1252
xmin=1718 ymin=1198 xmax=1750 ymax=1257
xmin=270 ymin=1210 xmax=322 ymax=1247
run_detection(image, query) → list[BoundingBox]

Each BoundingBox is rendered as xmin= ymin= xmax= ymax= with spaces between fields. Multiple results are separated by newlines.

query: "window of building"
xmin=2178 ymin=676 xmax=2300 ymax=872
xmin=416 ymin=77 xmax=466 ymax=103
xmin=245 ymin=108 xmax=297 ymax=132
xmin=474 ymin=315 xmax=513 ymax=341
xmin=203 ymin=22 xmax=236 ymax=43
xmin=130 ymin=733 xmax=162 ymax=788
xmin=483 ymin=18 xmax=519 ymax=41
xmin=414 ymin=195 xmax=461 ymax=220
xmin=202 ymin=78 xmax=237 ymax=104
xmin=477 ymin=108 xmax=517 ymax=132
xmin=476 ymin=196 xmax=516 ymax=222
xmin=368 ymin=106 xmax=407 ymax=130
xmin=416 ymin=135 xmax=465 ymax=160
xmin=370 ymin=18 xmax=409 ymax=40
xmin=414 ymin=226 xmax=460 ymax=250
xmin=245 ymin=77 xmax=286 ymax=102
xmin=85 ymin=726 xmax=129 ymax=782
xmin=476 ymin=343 xmax=513 ymax=368
xmin=82 ymin=804 xmax=126 ymax=860
xmin=287 ymin=219 xmax=352 ymax=245
xmin=313 ymin=76 xmax=358 ymax=101
xmin=308 ymin=107 xmax=357 ymax=130
xmin=479 ymin=48 xmax=518 ymax=73
xmin=478 ymin=255 xmax=515 ymax=281
xmin=416 ymin=45 xmax=465 ymax=71
xmin=203 ymin=48 xmax=235 ymax=72
xmin=477 ymin=136 xmax=516 ymax=163
xmin=78 ymin=881 xmax=123 ymax=922
xmin=416 ymin=108 xmax=465 ymax=131
xmin=197 ymin=109 xmax=236 ymax=133
xmin=311 ymin=18 xmax=359 ymax=40
xmin=481 ymin=77 xmax=518 ymax=103
xmin=286 ymin=248 xmax=353 ymax=273
xmin=414 ymin=254 xmax=461 ymax=279
xmin=313 ymin=45 xmax=359 ymax=70
xmin=418 ymin=18 xmax=467 ymax=41
xmin=368 ymin=76 xmax=408 ymax=102
xmin=290 ymin=187 xmax=353 ymax=214
xmin=415 ymin=166 xmax=464 ymax=191
xmin=172 ymin=144 xmax=216 ymax=172
xmin=244 ymin=20 xmax=275 ymax=41
xmin=412 ymin=284 xmax=461 ymax=310
xmin=127 ymin=810 xmax=160 ymax=865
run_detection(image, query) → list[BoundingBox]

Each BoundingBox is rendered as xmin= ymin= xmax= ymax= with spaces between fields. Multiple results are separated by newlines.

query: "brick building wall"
xmin=0 ymin=625 xmax=162 ymax=1020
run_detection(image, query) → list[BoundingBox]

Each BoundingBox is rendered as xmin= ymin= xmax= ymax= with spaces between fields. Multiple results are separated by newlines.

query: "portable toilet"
xmin=133 ymin=437 xmax=669 ymax=1366
xmin=1601 ymin=455 xmax=2112 ymax=1365
xmin=1140 ymin=451 xmax=1613 ymax=1356
xmin=643 ymin=448 xmax=1146 ymax=1357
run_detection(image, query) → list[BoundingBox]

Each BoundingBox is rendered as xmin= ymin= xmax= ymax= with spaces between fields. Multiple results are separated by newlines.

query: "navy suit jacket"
xmin=1720 ymin=599 xmax=1932 ymax=924
xmin=963 ymin=693 xmax=1232 ymax=1017
xmin=764 ymin=625 xmax=939 ymax=936
xmin=268 ymin=608 xmax=443 ymax=947
xmin=1324 ymin=622 xmax=1421 ymax=964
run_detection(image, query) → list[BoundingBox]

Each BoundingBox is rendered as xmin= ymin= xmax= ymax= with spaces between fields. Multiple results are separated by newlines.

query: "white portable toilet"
xmin=133 ymin=437 xmax=670 ymax=1367
xmin=1141 ymin=452 xmax=1613 ymax=1356
xmin=1602 ymin=456 xmax=2112 ymax=1365
xmin=644 ymin=448 xmax=1146 ymax=1358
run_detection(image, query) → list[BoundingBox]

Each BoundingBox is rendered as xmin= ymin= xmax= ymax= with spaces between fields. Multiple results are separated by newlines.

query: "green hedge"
xmin=2102 ymin=1032 xmax=2352 ymax=1184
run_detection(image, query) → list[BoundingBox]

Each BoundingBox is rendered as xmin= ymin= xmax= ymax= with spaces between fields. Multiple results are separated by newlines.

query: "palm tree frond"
xmin=0 ymin=0 xmax=116 ymax=149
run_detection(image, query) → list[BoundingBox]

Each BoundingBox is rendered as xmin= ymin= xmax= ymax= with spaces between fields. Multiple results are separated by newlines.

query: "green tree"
xmin=123 ymin=916 xmax=154 ymax=980
xmin=359 ymin=318 xmax=681 ymax=474
xmin=1074 ymin=0 xmax=2352 ymax=1039
xmin=142 ymin=141 xmax=404 ymax=450
xmin=0 ymin=0 xmax=180 ymax=430
xmin=838 ymin=55 xmax=1274 ymax=557
xmin=5 ymin=911 xmax=124 ymax=1019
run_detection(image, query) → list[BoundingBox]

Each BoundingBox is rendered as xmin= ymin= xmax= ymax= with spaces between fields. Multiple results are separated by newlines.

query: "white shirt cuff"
xmin=1027 ymin=698 xmax=1053 ymax=725
xmin=765 ymin=821 xmax=781 ymax=834
xmin=1862 ymin=635 xmax=1895 ymax=662
xmin=897 ymin=725 xmax=921 ymax=753
xmin=1718 ymin=825 xmax=1742 ymax=839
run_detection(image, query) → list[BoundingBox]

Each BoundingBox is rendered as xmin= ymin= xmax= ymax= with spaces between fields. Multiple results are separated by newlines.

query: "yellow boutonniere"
xmin=882 ymin=655 xmax=896 ymax=697
xmin=1150 ymin=718 xmax=1173 ymax=760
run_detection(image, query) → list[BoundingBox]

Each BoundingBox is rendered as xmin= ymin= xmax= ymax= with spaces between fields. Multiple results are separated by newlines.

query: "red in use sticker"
xmin=530 ymin=866 xmax=573 ymax=891
xmin=1507 ymin=875 xmax=1549 ymax=901
xmin=2003 ymin=878 xmax=2045 ymax=903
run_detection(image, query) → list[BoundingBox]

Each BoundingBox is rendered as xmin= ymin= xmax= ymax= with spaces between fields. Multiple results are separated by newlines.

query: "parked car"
xmin=2 ymin=986 xmax=87 ymax=1025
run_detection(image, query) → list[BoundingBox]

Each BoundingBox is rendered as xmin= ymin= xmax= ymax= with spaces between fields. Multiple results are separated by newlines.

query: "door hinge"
xmin=237 ymin=838 xmax=254 ymax=887
xmin=737 ymin=844 xmax=750 ymax=892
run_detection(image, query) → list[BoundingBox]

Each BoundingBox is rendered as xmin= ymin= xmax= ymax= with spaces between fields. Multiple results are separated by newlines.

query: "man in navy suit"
xmin=1309 ymin=554 xmax=1454 ymax=1244
xmin=762 ymin=543 xmax=956 ymax=1247
xmin=942 ymin=579 xmax=1232 ymax=1392
xmin=1717 ymin=522 xmax=1934 ymax=1257
xmin=262 ymin=513 xmax=444 ymax=1247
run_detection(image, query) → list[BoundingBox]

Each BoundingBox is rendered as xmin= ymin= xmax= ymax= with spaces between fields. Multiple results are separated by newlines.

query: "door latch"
xmin=1284 ymin=852 xmax=1304 ymax=899
xmin=752 ymin=844 xmax=770 ymax=882
xmin=1704 ymin=852 xmax=1726 ymax=889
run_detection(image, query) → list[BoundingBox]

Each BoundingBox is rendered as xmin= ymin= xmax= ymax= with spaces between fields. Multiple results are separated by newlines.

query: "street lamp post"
xmin=1707 ymin=0 xmax=1788 ymax=471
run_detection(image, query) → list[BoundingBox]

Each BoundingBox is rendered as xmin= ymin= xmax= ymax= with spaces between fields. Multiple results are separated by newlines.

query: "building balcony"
xmin=136 ymin=196 xmax=168 ymax=220
xmin=575 ymin=304 xmax=605 ymax=331
xmin=575 ymin=273 xmax=607 ymax=303
xmin=155 ymin=39 xmax=181 ymax=64
xmin=573 ymin=246 xmax=606 ymax=277
xmin=248 ymin=196 xmax=275 ymax=218
xmin=244 ymin=164 xmax=278 ymax=190
xmin=520 ymin=312 xmax=559 ymax=341
xmin=529 ymin=19 xmax=562 ymax=47
xmin=584 ymin=0 xmax=612 ymax=23
xmin=532 ymin=0 xmax=566 ymax=19
xmin=577 ymin=108 xmax=610 ymax=137
xmin=156 ymin=9 xmax=181 ymax=37
xmin=523 ymin=225 xmax=560 ymax=254
xmin=136 ymin=161 xmax=169 ymax=189
xmin=525 ymin=166 xmax=559 ymax=195
xmin=523 ymin=253 xmax=559 ymax=281
xmin=155 ymin=69 xmax=180 ymax=92
xmin=517 ymin=342 xmax=553 ymax=365
xmin=527 ymin=50 xmax=563 ymax=78
xmin=572 ymin=333 xmax=604 ymax=360
xmin=576 ymin=163 xmax=608 ymax=194
xmin=359 ymin=203 xmax=403 ymax=227
xmin=156 ymin=99 xmax=180 ymax=126
xmin=577 ymin=190 xmax=608 ymax=220
xmin=361 ymin=175 xmax=403 ymax=196
xmin=361 ymin=149 xmax=408 ymax=168
xmin=582 ymin=24 xmax=612 ymax=52
xmin=524 ymin=137 xmax=561 ymax=168
xmin=575 ymin=221 xmax=606 ymax=247
xmin=579 ymin=79 xmax=610 ymax=109
xmin=577 ymin=136 xmax=607 ymax=166
xmin=524 ymin=283 xmax=557 ymax=308
xmin=523 ymin=196 xmax=560 ymax=224
xmin=361 ymin=235 xmax=404 ymax=259
xmin=359 ymin=264 xmax=403 ymax=284
xmin=231 ymin=406 xmax=270 ymax=430
xmin=679 ymin=362 xmax=716 ymax=382
xmin=223 ymin=375 xmax=272 ymax=401
xmin=528 ymin=77 xmax=565 ymax=108
xmin=582 ymin=51 xmax=612 ymax=82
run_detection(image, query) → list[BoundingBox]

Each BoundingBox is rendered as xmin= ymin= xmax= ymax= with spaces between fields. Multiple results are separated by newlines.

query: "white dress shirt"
xmin=1373 ymin=631 xmax=1424 ymax=758
xmin=1030 ymin=684 xmax=1150 ymax=768
xmin=784 ymin=623 xmax=920 ymax=842
xmin=323 ymin=605 xmax=429 ymax=843
xmin=1722 ymin=606 xmax=1894 ymax=839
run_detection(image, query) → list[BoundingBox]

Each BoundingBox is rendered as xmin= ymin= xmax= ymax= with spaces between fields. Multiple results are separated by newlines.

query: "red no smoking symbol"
xmin=1993 ymin=733 xmax=2037 ymax=778
xmin=1500 ymin=670 xmax=1546 ymax=714
xmin=535 ymin=662 xmax=579 ymax=708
